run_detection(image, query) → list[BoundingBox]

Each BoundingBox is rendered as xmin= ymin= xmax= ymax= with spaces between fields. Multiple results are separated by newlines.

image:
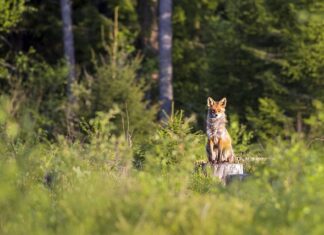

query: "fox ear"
xmin=219 ymin=97 xmax=227 ymax=107
xmin=207 ymin=97 xmax=215 ymax=107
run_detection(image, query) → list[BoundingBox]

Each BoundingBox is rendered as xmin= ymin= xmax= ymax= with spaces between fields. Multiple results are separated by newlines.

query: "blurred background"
xmin=1 ymin=0 xmax=323 ymax=139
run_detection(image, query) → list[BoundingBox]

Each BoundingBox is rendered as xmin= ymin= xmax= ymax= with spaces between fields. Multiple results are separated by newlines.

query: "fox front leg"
xmin=222 ymin=148 xmax=235 ymax=163
xmin=207 ymin=139 xmax=217 ymax=163
xmin=213 ymin=147 xmax=219 ymax=164
xmin=228 ymin=148 xmax=235 ymax=163
xmin=217 ymin=148 xmax=223 ymax=163
xmin=213 ymin=136 xmax=219 ymax=146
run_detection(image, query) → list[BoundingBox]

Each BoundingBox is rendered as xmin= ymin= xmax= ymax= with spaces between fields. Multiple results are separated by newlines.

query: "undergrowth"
xmin=0 ymin=101 xmax=323 ymax=235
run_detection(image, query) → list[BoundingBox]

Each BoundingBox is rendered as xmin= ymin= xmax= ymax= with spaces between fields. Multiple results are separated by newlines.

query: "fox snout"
xmin=209 ymin=111 xmax=218 ymax=118
xmin=209 ymin=109 xmax=224 ymax=119
xmin=209 ymin=111 xmax=221 ymax=118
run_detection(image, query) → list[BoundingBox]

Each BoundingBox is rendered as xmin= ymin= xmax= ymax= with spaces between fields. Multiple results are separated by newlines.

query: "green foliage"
xmin=0 ymin=105 xmax=323 ymax=234
xmin=140 ymin=111 xmax=205 ymax=173
xmin=0 ymin=51 xmax=69 ymax=134
xmin=241 ymin=137 xmax=324 ymax=234
xmin=228 ymin=114 xmax=253 ymax=154
xmin=173 ymin=0 xmax=324 ymax=136
xmin=1 ymin=0 xmax=323 ymax=142
xmin=0 ymin=30 xmax=156 ymax=139
xmin=0 ymin=0 xmax=25 ymax=32
xmin=0 ymin=1 xmax=323 ymax=234
xmin=247 ymin=97 xmax=292 ymax=141
xmin=305 ymin=99 xmax=324 ymax=139
xmin=90 ymin=41 xmax=156 ymax=140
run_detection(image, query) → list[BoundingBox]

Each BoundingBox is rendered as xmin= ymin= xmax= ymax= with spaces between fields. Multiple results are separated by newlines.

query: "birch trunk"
xmin=60 ymin=0 xmax=76 ymax=134
xmin=158 ymin=0 xmax=173 ymax=120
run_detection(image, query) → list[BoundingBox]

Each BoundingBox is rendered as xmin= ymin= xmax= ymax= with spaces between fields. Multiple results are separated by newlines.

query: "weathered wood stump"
xmin=225 ymin=173 xmax=250 ymax=184
xmin=211 ymin=163 xmax=244 ymax=183
xmin=194 ymin=161 xmax=249 ymax=185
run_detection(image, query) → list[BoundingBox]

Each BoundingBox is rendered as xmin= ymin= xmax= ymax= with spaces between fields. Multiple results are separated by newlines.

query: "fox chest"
xmin=206 ymin=123 xmax=225 ymax=139
xmin=207 ymin=124 xmax=231 ymax=148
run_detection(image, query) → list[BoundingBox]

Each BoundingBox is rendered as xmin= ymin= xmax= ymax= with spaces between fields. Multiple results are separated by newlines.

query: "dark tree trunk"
xmin=60 ymin=0 xmax=76 ymax=134
xmin=136 ymin=0 xmax=158 ymax=105
xmin=137 ymin=0 xmax=158 ymax=54
xmin=296 ymin=111 xmax=303 ymax=133
xmin=158 ymin=0 xmax=173 ymax=120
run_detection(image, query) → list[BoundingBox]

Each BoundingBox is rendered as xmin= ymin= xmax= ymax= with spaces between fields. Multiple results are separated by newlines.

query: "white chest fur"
xmin=206 ymin=117 xmax=227 ymax=139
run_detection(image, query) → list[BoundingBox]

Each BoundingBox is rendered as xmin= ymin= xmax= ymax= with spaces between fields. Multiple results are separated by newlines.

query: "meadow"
xmin=0 ymin=102 xmax=323 ymax=234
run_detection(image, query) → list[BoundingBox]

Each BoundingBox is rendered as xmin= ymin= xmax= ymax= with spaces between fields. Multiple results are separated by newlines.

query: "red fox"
xmin=206 ymin=97 xmax=235 ymax=164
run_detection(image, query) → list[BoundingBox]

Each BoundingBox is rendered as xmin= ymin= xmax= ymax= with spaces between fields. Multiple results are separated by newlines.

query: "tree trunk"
xmin=211 ymin=163 xmax=244 ymax=183
xmin=137 ymin=0 xmax=158 ymax=105
xmin=158 ymin=0 xmax=173 ymax=120
xmin=195 ymin=162 xmax=247 ymax=185
xmin=137 ymin=0 xmax=159 ymax=54
xmin=296 ymin=111 xmax=303 ymax=133
xmin=60 ymin=0 xmax=76 ymax=134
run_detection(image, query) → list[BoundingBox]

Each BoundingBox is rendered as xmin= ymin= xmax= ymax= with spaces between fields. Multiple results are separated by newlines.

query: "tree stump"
xmin=211 ymin=163 xmax=244 ymax=183
xmin=225 ymin=173 xmax=250 ymax=185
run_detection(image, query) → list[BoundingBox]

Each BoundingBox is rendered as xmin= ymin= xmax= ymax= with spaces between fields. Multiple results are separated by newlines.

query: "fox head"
xmin=207 ymin=97 xmax=227 ymax=119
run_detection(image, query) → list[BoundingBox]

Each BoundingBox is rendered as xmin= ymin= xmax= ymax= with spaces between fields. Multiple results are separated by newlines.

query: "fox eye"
xmin=211 ymin=110 xmax=215 ymax=114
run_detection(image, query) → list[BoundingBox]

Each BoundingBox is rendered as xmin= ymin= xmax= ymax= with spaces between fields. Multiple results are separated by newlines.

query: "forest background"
xmin=0 ymin=0 xmax=323 ymax=234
